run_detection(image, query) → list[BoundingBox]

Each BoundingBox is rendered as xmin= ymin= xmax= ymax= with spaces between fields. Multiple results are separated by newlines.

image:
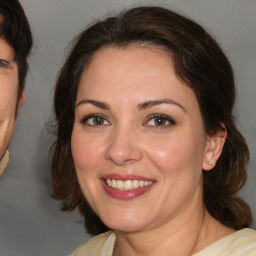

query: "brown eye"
xmin=81 ymin=114 xmax=111 ymax=127
xmin=145 ymin=114 xmax=176 ymax=128
xmin=0 ymin=59 xmax=9 ymax=67
xmin=93 ymin=116 xmax=105 ymax=125
xmin=154 ymin=117 xmax=167 ymax=126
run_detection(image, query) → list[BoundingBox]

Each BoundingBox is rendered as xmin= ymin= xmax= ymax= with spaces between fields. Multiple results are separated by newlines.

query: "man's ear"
xmin=18 ymin=91 xmax=25 ymax=110
xmin=202 ymin=124 xmax=227 ymax=171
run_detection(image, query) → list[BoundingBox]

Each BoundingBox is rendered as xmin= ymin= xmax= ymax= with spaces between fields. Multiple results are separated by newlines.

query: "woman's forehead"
xmin=0 ymin=38 xmax=15 ymax=60
xmin=83 ymin=45 xmax=174 ymax=80
xmin=77 ymin=46 xmax=198 ymax=112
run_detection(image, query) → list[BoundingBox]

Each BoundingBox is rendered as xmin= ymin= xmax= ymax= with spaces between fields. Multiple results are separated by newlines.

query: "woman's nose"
xmin=105 ymin=127 xmax=143 ymax=166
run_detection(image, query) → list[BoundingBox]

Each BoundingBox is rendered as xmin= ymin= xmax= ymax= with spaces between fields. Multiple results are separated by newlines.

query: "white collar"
xmin=0 ymin=150 xmax=10 ymax=178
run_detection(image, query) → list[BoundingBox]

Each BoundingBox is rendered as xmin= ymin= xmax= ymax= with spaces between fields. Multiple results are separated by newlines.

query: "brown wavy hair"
xmin=51 ymin=6 xmax=252 ymax=235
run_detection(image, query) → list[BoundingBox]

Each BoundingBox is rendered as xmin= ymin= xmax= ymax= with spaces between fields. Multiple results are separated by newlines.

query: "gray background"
xmin=0 ymin=0 xmax=255 ymax=255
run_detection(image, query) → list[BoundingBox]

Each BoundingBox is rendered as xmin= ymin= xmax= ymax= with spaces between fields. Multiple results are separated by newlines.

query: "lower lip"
xmin=101 ymin=180 xmax=155 ymax=200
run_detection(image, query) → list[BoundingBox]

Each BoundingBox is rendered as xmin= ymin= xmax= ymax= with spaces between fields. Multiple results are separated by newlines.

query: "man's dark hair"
xmin=0 ymin=0 xmax=33 ymax=99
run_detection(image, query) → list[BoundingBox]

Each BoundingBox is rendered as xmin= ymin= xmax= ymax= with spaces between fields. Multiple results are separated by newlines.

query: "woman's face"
xmin=72 ymin=46 xmax=213 ymax=232
xmin=0 ymin=38 xmax=22 ymax=160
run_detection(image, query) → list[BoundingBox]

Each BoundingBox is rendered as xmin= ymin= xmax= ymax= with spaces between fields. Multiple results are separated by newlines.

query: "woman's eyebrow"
xmin=75 ymin=99 xmax=110 ymax=110
xmin=137 ymin=99 xmax=187 ymax=112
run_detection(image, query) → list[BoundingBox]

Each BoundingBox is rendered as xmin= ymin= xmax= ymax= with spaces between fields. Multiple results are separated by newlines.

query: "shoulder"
xmin=70 ymin=231 xmax=116 ymax=256
xmin=195 ymin=228 xmax=256 ymax=256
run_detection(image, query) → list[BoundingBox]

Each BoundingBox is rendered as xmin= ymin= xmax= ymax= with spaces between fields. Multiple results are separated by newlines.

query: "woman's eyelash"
xmin=145 ymin=114 xmax=176 ymax=128
xmin=0 ymin=59 xmax=9 ymax=68
xmin=80 ymin=114 xmax=110 ymax=126
xmin=79 ymin=113 xmax=175 ymax=128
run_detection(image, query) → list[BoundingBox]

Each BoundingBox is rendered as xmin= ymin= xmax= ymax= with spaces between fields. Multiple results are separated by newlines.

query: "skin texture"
xmin=0 ymin=38 xmax=24 ymax=160
xmin=71 ymin=46 xmax=231 ymax=255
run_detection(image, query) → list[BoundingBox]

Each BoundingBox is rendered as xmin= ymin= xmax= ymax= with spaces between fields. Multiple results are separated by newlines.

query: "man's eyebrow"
xmin=138 ymin=99 xmax=187 ymax=112
xmin=75 ymin=99 xmax=110 ymax=110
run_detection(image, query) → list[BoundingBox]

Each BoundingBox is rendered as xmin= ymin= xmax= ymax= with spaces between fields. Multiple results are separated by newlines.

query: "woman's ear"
xmin=202 ymin=124 xmax=227 ymax=171
xmin=18 ymin=91 xmax=25 ymax=110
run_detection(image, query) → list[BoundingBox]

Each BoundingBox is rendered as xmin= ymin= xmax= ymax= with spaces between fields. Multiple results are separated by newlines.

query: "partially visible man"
xmin=0 ymin=0 xmax=33 ymax=177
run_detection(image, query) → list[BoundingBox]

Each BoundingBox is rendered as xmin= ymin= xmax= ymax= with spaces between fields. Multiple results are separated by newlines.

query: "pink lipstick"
xmin=100 ymin=174 xmax=155 ymax=200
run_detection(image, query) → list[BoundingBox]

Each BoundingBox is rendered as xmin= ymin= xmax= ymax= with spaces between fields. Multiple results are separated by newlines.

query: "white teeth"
xmin=133 ymin=180 xmax=140 ymax=188
xmin=116 ymin=180 xmax=124 ymax=189
xmin=112 ymin=179 xmax=116 ymax=188
xmin=124 ymin=180 xmax=133 ymax=190
xmin=106 ymin=179 xmax=112 ymax=186
xmin=105 ymin=179 xmax=153 ymax=190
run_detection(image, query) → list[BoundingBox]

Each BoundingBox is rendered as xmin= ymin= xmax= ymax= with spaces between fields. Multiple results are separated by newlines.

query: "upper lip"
xmin=101 ymin=174 xmax=154 ymax=181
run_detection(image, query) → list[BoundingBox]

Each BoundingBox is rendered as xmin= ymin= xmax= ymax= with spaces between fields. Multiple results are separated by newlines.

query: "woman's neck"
xmin=114 ymin=208 xmax=234 ymax=256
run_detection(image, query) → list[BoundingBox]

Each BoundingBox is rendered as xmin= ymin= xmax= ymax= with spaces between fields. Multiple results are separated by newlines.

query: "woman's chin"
xmin=100 ymin=213 xmax=151 ymax=233
xmin=106 ymin=222 xmax=147 ymax=233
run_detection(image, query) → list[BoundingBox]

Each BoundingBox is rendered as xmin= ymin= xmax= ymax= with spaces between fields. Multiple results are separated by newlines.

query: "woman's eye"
xmin=81 ymin=114 xmax=110 ymax=126
xmin=146 ymin=114 xmax=175 ymax=128
xmin=0 ymin=59 xmax=9 ymax=68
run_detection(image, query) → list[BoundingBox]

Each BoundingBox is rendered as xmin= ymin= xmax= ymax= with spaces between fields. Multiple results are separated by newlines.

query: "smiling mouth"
xmin=105 ymin=179 xmax=153 ymax=190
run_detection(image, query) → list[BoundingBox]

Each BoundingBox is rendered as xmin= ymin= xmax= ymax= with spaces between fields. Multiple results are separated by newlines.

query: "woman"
xmin=51 ymin=6 xmax=256 ymax=255
xmin=0 ymin=0 xmax=33 ymax=177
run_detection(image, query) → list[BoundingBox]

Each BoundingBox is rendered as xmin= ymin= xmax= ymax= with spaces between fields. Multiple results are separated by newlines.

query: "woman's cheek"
xmin=145 ymin=136 xmax=185 ymax=169
xmin=71 ymin=131 xmax=104 ymax=171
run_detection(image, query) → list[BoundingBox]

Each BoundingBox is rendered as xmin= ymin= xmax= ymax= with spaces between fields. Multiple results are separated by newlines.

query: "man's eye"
xmin=146 ymin=114 xmax=175 ymax=128
xmin=81 ymin=114 xmax=110 ymax=126
xmin=0 ymin=59 xmax=9 ymax=68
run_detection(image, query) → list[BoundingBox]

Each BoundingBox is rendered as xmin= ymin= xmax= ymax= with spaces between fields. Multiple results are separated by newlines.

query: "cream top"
xmin=0 ymin=149 xmax=9 ymax=178
xmin=70 ymin=228 xmax=256 ymax=256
